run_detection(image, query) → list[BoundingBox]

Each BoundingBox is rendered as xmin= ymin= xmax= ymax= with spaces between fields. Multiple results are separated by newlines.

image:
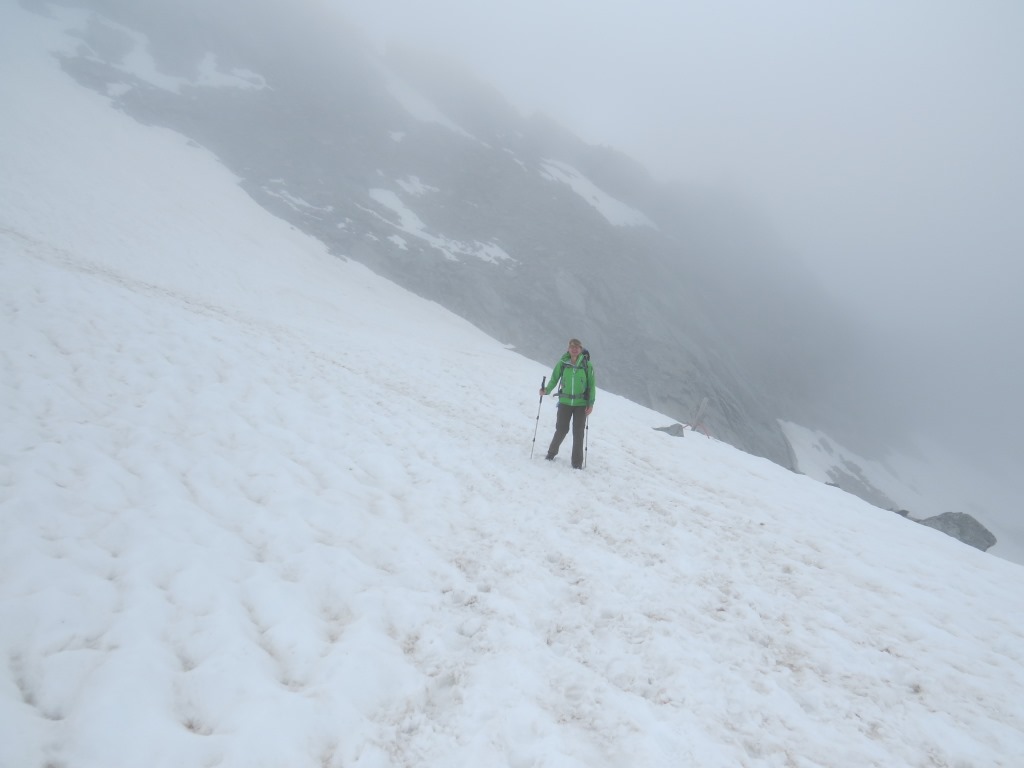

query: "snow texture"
xmin=781 ymin=421 xmax=1024 ymax=565
xmin=2 ymin=5 xmax=1023 ymax=767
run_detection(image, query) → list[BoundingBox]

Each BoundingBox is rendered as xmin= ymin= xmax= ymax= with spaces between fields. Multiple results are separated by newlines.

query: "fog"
xmin=340 ymin=1 xmax=1024 ymax=492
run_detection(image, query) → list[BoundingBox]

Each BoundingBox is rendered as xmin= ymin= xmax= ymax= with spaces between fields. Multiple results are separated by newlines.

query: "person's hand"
xmin=539 ymin=388 xmax=545 ymax=396
xmin=585 ymin=406 xmax=593 ymax=416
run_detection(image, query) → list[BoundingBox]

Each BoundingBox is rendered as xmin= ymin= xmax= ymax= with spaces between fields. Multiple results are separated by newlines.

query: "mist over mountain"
xmin=6 ymin=4 xmax=1024 ymax=761
xmin=26 ymin=0 xmax=954 ymax=491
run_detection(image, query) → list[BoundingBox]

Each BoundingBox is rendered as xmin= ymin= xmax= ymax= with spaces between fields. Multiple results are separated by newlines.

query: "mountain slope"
xmin=782 ymin=421 xmax=1024 ymax=565
xmin=2 ymin=5 xmax=1024 ymax=767
xmin=26 ymin=0 xmax=871 ymax=471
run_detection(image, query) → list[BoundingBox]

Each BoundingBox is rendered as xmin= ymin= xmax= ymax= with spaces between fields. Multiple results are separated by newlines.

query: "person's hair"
xmin=568 ymin=338 xmax=582 ymax=348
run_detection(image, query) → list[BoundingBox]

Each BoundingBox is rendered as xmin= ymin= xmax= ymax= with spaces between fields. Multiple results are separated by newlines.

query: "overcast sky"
xmin=338 ymin=0 xmax=1023 ymax=473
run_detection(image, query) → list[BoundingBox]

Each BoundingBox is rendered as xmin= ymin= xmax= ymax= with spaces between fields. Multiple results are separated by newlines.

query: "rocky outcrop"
xmin=40 ymin=0 xmax=866 ymax=471
xmin=917 ymin=512 xmax=997 ymax=552
xmin=654 ymin=424 xmax=687 ymax=437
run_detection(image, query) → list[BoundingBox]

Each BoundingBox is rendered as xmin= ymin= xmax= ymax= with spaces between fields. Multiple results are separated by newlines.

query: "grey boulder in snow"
xmin=918 ymin=512 xmax=997 ymax=552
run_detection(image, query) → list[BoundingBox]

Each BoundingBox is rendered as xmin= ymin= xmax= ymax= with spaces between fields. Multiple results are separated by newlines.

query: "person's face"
xmin=568 ymin=342 xmax=582 ymax=354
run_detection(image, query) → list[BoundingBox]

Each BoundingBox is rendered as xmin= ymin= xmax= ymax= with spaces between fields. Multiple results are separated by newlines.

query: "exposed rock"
xmin=917 ymin=512 xmax=997 ymax=552
xmin=654 ymin=423 xmax=687 ymax=437
xmin=37 ymin=0 xmax=865 ymax=471
xmin=824 ymin=460 xmax=899 ymax=511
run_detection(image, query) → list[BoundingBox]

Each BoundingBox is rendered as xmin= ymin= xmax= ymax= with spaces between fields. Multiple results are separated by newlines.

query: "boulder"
xmin=654 ymin=424 xmax=687 ymax=437
xmin=917 ymin=512 xmax=997 ymax=552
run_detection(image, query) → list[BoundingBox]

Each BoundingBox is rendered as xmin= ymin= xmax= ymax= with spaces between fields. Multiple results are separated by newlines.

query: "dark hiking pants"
xmin=547 ymin=404 xmax=587 ymax=468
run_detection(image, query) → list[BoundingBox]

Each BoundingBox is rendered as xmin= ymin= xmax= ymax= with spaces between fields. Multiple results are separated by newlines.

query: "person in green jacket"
xmin=539 ymin=338 xmax=595 ymax=469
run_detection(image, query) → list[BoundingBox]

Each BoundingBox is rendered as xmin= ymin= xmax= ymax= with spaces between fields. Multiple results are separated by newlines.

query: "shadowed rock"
xmin=918 ymin=512 xmax=997 ymax=552
xmin=654 ymin=423 xmax=687 ymax=437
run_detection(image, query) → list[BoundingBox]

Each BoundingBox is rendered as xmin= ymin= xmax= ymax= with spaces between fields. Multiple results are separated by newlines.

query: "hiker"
xmin=539 ymin=338 xmax=595 ymax=469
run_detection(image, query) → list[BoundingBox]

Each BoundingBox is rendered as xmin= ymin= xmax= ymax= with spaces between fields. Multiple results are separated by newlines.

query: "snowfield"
xmin=2 ymin=5 xmax=1023 ymax=767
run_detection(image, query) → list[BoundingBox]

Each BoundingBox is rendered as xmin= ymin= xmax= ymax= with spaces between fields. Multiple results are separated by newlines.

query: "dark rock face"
xmin=654 ymin=424 xmax=687 ymax=437
xmin=824 ymin=460 xmax=899 ymax=512
xmin=31 ymin=0 xmax=867 ymax=470
xmin=918 ymin=512 xmax=997 ymax=552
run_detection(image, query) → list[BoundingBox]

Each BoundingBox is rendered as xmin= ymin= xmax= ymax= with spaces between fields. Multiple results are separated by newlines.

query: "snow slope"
xmin=782 ymin=421 xmax=1024 ymax=566
xmin=2 ymin=5 xmax=1023 ymax=767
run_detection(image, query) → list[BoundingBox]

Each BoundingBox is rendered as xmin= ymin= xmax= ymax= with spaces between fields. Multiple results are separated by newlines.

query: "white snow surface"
xmin=781 ymin=421 xmax=1024 ymax=566
xmin=540 ymin=160 xmax=657 ymax=229
xmin=2 ymin=6 xmax=1023 ymax=768
xmin=366 ymin=188 xmax=514 ymax=265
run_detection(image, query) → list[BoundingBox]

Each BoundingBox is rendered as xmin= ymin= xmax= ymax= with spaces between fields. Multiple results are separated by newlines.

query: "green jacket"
xmin=545 ymin=353 xmax=595 ymax=407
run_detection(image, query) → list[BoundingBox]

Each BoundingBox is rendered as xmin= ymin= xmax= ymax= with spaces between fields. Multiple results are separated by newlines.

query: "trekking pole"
xmin=530 ymin=376 xmax=546 ymax=458
xmin=583 ymin=414 xmax=589 ymax=469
